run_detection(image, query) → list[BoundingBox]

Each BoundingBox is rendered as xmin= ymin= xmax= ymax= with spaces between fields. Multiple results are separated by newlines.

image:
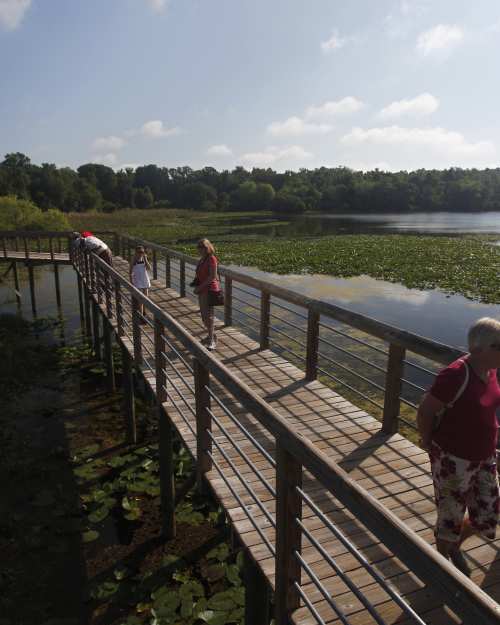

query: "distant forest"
xmin=2 ymin=152 xmax=500 ymax=215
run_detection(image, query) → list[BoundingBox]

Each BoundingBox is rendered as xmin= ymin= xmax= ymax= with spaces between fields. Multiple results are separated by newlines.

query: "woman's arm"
xmin=144 ymin=255 xmax=151 ymax=270
xmin=417 ymin=393 xmax=445 ymax=450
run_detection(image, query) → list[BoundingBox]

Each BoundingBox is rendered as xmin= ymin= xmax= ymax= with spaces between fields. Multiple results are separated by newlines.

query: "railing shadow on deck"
xmin=2 ymin=230 xmax=500 ymax=625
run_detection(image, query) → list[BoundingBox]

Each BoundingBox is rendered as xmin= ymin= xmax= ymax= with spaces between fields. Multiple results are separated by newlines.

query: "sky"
xmin=1 ymin=0 xmax=500 ymax=172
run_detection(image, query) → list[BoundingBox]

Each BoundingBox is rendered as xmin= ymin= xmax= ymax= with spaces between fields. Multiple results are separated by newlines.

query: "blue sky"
xmin=1 ymin=0 xmax=500 ymax=172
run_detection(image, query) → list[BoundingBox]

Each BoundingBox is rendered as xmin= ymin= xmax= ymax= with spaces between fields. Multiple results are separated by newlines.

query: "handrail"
xmin=78 ymin=247 xmax=499 ymax=625
xmin=118 ymin=234 xmax=463 ymax=365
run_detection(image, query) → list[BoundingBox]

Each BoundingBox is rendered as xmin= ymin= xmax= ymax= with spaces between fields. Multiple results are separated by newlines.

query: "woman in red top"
xmin=417 ymin=317 xmax=500 ymax=576
xmin=193 ymin=238 xmax=220 ymax=350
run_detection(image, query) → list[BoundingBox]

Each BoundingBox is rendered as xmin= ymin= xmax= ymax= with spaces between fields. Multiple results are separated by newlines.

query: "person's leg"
xmin=207 ymin=303 xmax=215 ymax=346
xmin=141 ymin=288 xmax=149 ymax=317
xmin=465 ymin=454 xmax=499 ymax=544
xmin=430 ymin=444 xmax=470 ymax=572
xmin=198 ymin=294 xmax=209 ymax=337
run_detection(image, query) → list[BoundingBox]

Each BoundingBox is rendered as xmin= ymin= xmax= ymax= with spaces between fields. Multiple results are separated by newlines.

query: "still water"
xmin=245 ymin=211 xmax=500 ymax=238
xmin=2 ymin=257 xmax=499 ymax=354
xmin=227 ymin=266 xmax=500 ymax=351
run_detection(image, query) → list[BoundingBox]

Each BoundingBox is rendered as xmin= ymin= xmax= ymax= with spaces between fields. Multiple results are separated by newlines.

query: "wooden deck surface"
xmin=102 ymin=257 xmax=500 ymax=625
xmin=5 ymin=249 xmax=499 ymax=623
xmin=1 ymin=251 xmax=72 ymax=264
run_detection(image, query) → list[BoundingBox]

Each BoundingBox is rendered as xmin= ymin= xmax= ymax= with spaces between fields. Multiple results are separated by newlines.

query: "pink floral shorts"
xmin=429 ymin=441 xmax=499 ymax=543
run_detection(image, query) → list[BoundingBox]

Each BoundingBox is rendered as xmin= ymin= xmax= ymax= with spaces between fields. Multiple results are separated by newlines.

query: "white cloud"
xmin=341 ymin=125 xmax=495 ymax=161
xmin=321 ymin=29 xmax=350 ymax=53
xmin=92 ymin=135 xmax=126 ymax=151
xmin=416 ymin=24 xmax=464 ymax=57
xmin=305 ymin=97 xmax=364 ymax=120
xmin=140 ymin=120 xmax=181 ymax=139
xmin=384 ymin=1 xmax=429 ymax=38
xmin=239 ymin=145 xmax=313 ymax=168
xmin=268 ymin=97 xmax=362 ymax=139
xmin=267 ymin=116 xmax=332 ymax=137
xmin=378 ymin=93 xmax=439 ymax=120
xmin=207 ymin=144 xmax=232 ymax=156
xmin=0 ymin=0 xmax=31 ymax=30
xmin=92 ymin=153 xmax=118 ymax=166
xmin=145 ymin=0 xmax=168 ymax=13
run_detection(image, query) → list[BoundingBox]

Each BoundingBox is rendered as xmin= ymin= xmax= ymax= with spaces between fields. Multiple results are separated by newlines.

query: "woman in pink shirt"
xmin=193 ymin=238 xmax=221 ymax=351
xmin=417 ymin=317 xmax=500 ymax=576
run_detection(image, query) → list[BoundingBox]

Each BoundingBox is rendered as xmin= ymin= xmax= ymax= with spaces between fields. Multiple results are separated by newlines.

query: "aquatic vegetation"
xmin=178 ymin=234 xmax=500 ymax=304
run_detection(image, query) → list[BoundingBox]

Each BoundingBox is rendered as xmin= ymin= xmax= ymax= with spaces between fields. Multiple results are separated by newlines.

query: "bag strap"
xmin=444 ymin=360 xmax=470 ymax=409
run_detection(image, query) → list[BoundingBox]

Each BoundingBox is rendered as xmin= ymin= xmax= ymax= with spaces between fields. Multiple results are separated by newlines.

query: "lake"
xmin=248 ymin=211 xmax=500 ymax=238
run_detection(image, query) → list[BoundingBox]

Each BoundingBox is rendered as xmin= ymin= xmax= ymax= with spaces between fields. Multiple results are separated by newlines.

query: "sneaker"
xmin=207 ymin=340 xmax=217 ymax=351
xmin=449 ymin=548 xmax=471 ymax=577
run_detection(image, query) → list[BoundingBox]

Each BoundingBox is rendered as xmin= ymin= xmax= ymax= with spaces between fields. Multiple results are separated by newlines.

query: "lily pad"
xmin=82 ymin=529 xmax=99 ymax=543
xmin=88 ymin=506 xmax=109 ymax=524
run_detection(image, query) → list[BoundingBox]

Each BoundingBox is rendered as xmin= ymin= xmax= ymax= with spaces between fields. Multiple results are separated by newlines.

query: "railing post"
xmin=89 ymin=253 xmax=96 ymax=293
xmin=92 ymin=300 xmax=101 ymax=360
xmin=121 ymin=342 xmax=136 ymax=444
xmin=104 ymin=272 xmax=112 ymax=318
xmin=275 ymin=440 xmax=302 ymax=625
xmin=24 ymin=237 xmax=29 ymax=260
xmin=2 ymin=237 xmax=6 ymax=258
xmin=224 ymin=276 xmax=232 ymax=326
xmin=165 ymin=254 xmax=171 ymax=288
xmin=180 ymin=259 xmax=186 ymax=297
xmin=96 ymin=262 xmax=103 ymax=304
xmin=260 ymin=290 xmax=270 ymax=350
xmin=115 ymin=280 xmax=124 ymax=336
xmin=193 ymin=358 xmax=212 ymax=490
xmin=382 ymin=343 xmax=405 ymax=434
xmin=103 ymin=319 xmax=116 ymax=392
xmin=49 ymin=237 xmax=54 ymax=260
xmin=155 ymin=319 xmax=176 ymax=538
xmin=132 ymin=296 xmax=143 ymax=367
xmin=305 ymin=310 xmax=320 ymax=381
xmin=152 ymin=249 xmax=158 ymax=280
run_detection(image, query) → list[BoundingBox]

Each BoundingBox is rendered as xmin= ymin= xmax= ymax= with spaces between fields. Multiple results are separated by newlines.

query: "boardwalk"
xmin=2 ymin=236 xmax=500 ymax=625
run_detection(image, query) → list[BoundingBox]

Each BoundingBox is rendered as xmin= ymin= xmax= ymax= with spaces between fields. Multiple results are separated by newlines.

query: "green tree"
xmin=272 ymin=191 xmax=306 ymax=214
xmin=134 ymin=186 xmax=154 ymax=209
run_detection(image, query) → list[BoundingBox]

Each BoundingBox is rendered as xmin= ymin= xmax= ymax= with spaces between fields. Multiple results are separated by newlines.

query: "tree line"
xmin=2 ymin=152 xmax=500 ymax=215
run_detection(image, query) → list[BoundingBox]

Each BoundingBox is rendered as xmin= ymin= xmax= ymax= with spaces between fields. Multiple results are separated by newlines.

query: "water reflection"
xmin=0 ymin=264 xmax=81 ymax=340
xmin=227 ymin=211 xmax=500 ymax=238
xmin=227 ymin=266 xmax=500 ymax=351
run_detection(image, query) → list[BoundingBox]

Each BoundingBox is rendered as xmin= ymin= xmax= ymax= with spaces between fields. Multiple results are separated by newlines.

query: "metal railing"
xmin=4 ymin=231 xmax=498 ymax=625
xmin=74 ymin=241 xmax=498 ymax=625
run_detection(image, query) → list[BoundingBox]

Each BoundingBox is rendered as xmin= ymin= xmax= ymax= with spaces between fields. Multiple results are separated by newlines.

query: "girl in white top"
xmin=129 ymin=246 xmax=151 ymax=319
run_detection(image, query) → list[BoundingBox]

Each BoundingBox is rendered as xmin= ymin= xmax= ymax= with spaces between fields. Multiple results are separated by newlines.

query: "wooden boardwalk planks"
xmin=72 ymin=255 xmax=500 ymax=623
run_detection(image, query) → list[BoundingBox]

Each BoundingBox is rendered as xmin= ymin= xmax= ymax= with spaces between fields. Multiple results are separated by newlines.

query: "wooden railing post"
xmin=104 ymin=272 xmax=112 ymax=318
xmin=224 ymin=276 xmax=232 ymax=326
xmin=132 ymin=296 xmax=143 ymax=366
xmin=180 ymin=259 xmax=186 ymax=297
xmin=305 ymin=310 xmax=320 ymax=381
xmin=155 ymin=319 xmax=176 ymax=538
xmin=152 ymin=249 xmax=158 ymax=280
xmin=2 ymin=237 xmax=7 ymax=258
xmin=275 ymin=441 xmax=302 ymax=625
xmin=23 ymin=237 xmax=29 ymax=260
xmin=49 ymin=237 xmax=54 ymax=260
xmin=96 ymin=261 xmax=103 ymax=304
xmin=382 ymin=343 xmax=405 ymax=434
xmin=165 ymin=254 xmax=171 ymax=288
xmin=193 ymin=358 xmax=212 ymax=489
xmin=260 ymin=290 xmax=270 ymax=350
xmin=115 ymin=280 xmax=124 ymax=336
xmin=89 ymin=253 xmax=96 ymax=293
